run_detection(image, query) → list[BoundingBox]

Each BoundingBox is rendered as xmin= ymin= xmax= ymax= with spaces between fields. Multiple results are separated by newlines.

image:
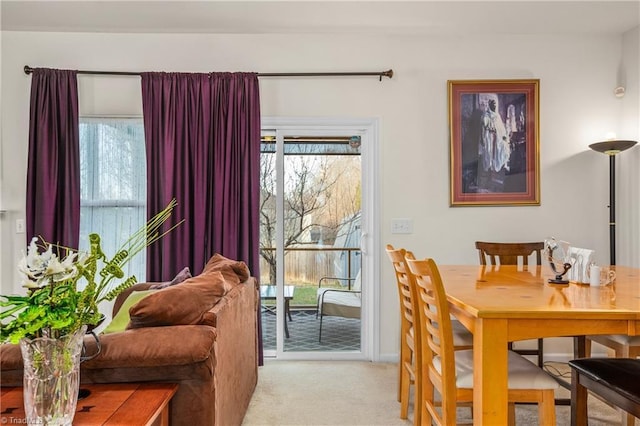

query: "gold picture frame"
xmin=448 ymin=79 xmax=540 ymax=206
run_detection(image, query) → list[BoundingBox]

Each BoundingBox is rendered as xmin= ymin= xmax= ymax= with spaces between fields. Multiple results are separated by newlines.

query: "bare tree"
xmin=259 ymin=148 xmax=360 ymax=285
xmin=315 ymin=156 xmax=361 ymax=244
xmin=259 ymin=153 xmax=277 ymax=283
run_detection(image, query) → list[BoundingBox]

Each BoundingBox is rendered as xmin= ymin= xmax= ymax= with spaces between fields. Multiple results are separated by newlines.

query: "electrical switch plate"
xmin=391 ymin=218 xmax=413 ymax=234
xmin=16 ymin=219 xmax=25 ymax=234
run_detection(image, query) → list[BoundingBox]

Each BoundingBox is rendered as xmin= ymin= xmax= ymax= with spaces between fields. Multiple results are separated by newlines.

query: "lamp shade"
xmin=589 ymin=140 xmax=637 ymax=155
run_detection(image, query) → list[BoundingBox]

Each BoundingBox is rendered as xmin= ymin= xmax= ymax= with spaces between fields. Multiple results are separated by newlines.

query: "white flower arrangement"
xmin=1 ymin=200 xmax=180 ymax=344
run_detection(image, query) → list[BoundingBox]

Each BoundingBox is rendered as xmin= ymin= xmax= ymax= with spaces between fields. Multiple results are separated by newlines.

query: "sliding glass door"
xmin=259 ymin=118 xmax=376 ymax=360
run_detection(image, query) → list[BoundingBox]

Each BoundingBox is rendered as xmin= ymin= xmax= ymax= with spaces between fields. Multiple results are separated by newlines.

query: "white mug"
xmin=589 ymin=264 xmax=616 ymax=286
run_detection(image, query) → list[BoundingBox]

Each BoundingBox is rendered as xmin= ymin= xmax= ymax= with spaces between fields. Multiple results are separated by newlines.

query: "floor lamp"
xmin=588 ymin=139 xmax=637 ymax=265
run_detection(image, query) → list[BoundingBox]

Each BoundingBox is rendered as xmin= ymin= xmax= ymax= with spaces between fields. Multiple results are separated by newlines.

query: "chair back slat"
xmin=386 ymin=245 xmax=418 ymax=334
xmin=475 ymin=241 xmax=544 ymax=268
xmin=386 ymin=244 xmax=423 ymax=424
xmin=405 ymin=252 xmax=458 ymax=425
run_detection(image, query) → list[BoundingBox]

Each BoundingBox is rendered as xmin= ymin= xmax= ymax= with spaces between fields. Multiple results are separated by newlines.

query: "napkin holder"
xmin=567 ymin=247 xmax=595 ymax=284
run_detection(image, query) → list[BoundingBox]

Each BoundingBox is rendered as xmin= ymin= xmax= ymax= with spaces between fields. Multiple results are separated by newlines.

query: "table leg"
xmin=552 ymin=336 xmax=587 ymax=406
xmin=574 ymin=335 xmax=586 ymax=358
xmin=286 ymin=298 xmax=293 ymax=321
xmin=159 ymin=404 xmax=170 ymax=426
xmin=474 ymin=318 xmax=509 ymax=425
xmin=571 ymin=368 xmax=589 ymax=426
xmin=284 ymin=299 xmax=290 ymax=338
xmin=571 ymin=335 xmax=588 ymax=426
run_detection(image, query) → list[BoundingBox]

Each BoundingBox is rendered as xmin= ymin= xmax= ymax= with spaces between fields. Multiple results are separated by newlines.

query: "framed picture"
xmin=448 ymin=79 xmax=540 ymax=206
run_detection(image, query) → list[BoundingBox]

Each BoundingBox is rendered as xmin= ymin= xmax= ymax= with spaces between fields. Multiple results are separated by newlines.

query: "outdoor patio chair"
xmin=317 ymin=270 xmax=361 ymax=342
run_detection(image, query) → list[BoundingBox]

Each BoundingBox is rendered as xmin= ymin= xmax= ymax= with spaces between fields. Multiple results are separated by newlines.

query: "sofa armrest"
xmin=208 ymin=277 xmax=258 ymax=426
xmin=83 ymin=325 xmax=217 ymax=370
xmin=0 ymin=325 xmax=218 ymax=383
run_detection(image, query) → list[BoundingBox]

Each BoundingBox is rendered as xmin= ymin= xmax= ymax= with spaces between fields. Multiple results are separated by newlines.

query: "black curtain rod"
xmin=24 ymin=65 xmax=393 ymax=81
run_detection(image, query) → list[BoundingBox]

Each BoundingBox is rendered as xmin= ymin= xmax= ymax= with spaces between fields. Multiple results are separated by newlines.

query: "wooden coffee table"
xmin=1 ymin=382 xmax=178 ymax=425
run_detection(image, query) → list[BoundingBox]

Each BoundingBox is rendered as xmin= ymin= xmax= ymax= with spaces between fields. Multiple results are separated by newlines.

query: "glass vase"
xmin=19 ymin=325 xmax=86 ymax=426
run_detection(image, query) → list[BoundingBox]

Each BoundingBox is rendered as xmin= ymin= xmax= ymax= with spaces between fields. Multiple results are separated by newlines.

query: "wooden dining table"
xmin=437 ymin=264 xmax=640 ymax=425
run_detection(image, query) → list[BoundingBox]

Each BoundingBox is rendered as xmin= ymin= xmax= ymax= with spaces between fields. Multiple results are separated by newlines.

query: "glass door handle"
xmin=360 ymin=232 xmax=368 ymax=255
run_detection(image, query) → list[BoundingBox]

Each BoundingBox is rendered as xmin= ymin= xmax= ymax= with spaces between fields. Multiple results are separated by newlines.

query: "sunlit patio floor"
xmin=261 ymin=309 xmax=360 ymax=352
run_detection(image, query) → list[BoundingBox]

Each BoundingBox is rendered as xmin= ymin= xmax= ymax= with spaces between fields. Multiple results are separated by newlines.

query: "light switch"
xmin=391 ymin=218 xmax=413 ymax=234
xmin=16 ymin=219 xmax=25 ymax=234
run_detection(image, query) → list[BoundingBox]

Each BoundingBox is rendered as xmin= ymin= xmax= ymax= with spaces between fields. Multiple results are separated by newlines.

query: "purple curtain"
xmin=208 ymin=73 xmax=261 ymax=277
xmin=141 ymin=73 xmax=213 ymax=279
xmin=26 ymin=68 xmax=80 ymax=249
xmin=141 ymin=72 xmax=262 ymax=362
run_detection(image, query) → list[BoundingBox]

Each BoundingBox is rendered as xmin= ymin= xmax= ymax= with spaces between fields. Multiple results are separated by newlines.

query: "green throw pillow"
xmin=102 ymin=290 xmax=156 ymax=334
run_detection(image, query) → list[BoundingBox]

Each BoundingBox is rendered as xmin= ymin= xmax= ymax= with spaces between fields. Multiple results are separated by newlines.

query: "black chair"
xmin=569 ymin=358 xmax=640 ymax=426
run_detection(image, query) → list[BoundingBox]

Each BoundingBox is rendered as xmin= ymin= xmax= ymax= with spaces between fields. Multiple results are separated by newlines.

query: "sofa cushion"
xmin=128 ymin=270 xmax=232 ymax=329
xmin=203 ymin=253 xmax=250 ymax=284
xmin=102 ymin=289 xmax=156 ymax=334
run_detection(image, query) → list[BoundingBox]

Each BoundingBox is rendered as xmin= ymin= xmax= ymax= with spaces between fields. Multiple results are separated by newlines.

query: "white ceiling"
xmin=1 ymin=1 xmax=639 ymax=36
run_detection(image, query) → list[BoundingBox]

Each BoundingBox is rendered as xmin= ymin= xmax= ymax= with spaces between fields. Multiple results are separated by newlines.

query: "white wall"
xmin=619 ymin=26 xmax=640 ymax=268
xmin=1 ymin=29 xmax=638 ymax=360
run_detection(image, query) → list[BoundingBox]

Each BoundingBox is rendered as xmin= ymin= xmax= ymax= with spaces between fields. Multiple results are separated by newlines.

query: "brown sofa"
xmin=0 ymin=272 xmax=259 ymax=426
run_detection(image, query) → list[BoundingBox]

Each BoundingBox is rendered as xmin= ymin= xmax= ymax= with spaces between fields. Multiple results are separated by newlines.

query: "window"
xmin=79 ymin=117 xmax=146 ymax=282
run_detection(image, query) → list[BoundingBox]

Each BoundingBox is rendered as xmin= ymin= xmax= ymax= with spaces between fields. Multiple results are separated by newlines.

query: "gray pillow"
xmin=149 ymin=267 xmax=192 ymax=289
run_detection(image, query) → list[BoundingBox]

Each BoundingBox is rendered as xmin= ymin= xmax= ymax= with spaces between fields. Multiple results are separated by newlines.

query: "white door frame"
xmin=261 ymin=116 xmax=380 ymax=361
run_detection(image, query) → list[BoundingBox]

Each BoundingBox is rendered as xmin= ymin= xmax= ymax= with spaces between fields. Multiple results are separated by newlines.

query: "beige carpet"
xmin=243 ymin=360 xmax=632 ymax=425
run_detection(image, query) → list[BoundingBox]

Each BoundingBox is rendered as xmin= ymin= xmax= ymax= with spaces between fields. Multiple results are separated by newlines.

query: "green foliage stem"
xmin=0 ymin=199 xmax=181 ymax=344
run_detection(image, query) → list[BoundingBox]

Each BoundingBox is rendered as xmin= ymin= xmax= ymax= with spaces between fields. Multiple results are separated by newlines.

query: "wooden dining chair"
xmin=405 ymin=252 xmax=558 ymax=426
xmin=386 ymin=244 xmax=423 ymax=425
xmin=475 ymin=241 xmax=544 ymax=268
xmin=475 ymin=240 xmax=546 ymax=367
xmin=385 ymin=245 xmax=473 ymax=425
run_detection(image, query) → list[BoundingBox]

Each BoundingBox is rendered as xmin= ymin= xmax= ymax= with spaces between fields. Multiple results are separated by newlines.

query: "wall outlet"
xmin=391 ymin=218 xmax=413 ymax=234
